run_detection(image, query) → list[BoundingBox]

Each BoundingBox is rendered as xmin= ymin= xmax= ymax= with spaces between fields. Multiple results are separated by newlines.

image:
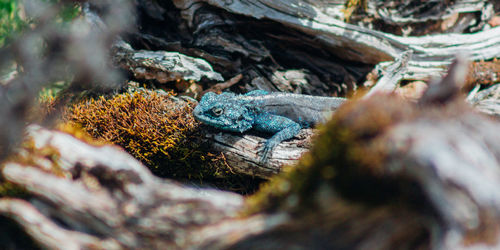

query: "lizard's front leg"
xmin=253 ymin=114 xmax=301 ymax=163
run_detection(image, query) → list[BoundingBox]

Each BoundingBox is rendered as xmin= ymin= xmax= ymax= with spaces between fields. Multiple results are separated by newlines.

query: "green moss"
xmin=39 ymin=81 xmax=71 ymax=100
xmin=0 ymin=181 xmax=28 ymax=198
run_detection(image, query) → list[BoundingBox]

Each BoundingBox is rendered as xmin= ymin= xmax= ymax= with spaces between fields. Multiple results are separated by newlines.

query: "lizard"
xmin=193 ymin=90 xmax=347 ymax=162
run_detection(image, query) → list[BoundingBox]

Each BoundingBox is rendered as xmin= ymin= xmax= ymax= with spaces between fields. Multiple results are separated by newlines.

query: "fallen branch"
xmin=112 ymin=41 xmax=223 ymax=83
xmin=0 ymin=125 xmax=243 ymax=249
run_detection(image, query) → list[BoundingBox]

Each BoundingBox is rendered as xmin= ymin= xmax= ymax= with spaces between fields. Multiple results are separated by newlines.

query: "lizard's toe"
xmin=260 ymin=147 xmax=271 ymax=163
xmin=259 ymin=140 xmax=278 ymax=164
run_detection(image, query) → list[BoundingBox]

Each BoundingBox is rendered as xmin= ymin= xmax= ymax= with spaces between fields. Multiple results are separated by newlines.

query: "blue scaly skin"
xmin=193 ymin=90 xmax=346 ymax=162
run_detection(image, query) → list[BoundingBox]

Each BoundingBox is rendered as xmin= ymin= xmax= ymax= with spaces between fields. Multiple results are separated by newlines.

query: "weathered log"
xmin=298 ymin=0 xmax=493 ymax=26
xmin=364 ymin=50 xmax=412 ymax=97
xmin=129 ymin=1 xmax=369 ymax=96
xmin=125 ymin=0 xmax=497 ymax=97
xmin=172 ymin=0 xmax=500 ymax=80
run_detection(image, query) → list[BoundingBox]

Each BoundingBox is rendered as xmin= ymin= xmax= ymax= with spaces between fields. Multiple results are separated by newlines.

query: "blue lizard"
xmin=193 ymin=90 xmax=346 ymax=162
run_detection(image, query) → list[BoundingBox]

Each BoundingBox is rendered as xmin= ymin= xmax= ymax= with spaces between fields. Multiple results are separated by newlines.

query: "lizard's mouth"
xmin=193 ymin=106 xmax=203 ymax=119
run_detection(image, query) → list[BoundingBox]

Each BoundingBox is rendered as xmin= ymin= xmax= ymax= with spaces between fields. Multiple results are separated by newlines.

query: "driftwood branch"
xmin=367 ymin=0 xmax=492 ymax=24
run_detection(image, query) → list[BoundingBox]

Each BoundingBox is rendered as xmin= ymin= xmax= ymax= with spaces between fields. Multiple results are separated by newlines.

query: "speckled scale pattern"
xmin=193 ymin=90 xmax=346 ymax=162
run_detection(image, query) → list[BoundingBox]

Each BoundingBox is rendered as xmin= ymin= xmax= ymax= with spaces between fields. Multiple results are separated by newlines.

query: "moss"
xmin=342 ymin=0 xmax=366 ymax=22
xmin=56 ymin=122 xmax=108 ymax=146
xmin=66 ymin=89 xmax=262 ymax=193
xmin=0 ymin=181 xmax=28 ymax=198
xmin=0 ymin=136 xmax=73 ymax=198
xmin=6 ymin=139 xmax=69 ymax=178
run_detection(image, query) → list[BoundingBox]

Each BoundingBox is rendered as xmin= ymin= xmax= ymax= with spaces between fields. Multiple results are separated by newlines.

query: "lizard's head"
xmin=194 ymin=92 xmax=254 ymax=133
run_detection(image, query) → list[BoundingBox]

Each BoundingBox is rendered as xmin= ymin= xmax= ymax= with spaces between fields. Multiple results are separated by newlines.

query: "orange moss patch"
xmin=65 ymin=90 xmax=251 ymax=188
xmin=56 ymin=122 xmax=108 ymax=146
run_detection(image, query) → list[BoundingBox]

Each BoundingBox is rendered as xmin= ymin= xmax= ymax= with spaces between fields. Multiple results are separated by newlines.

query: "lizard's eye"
xmin=212 ymin=107 xmax=224 ymax=116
